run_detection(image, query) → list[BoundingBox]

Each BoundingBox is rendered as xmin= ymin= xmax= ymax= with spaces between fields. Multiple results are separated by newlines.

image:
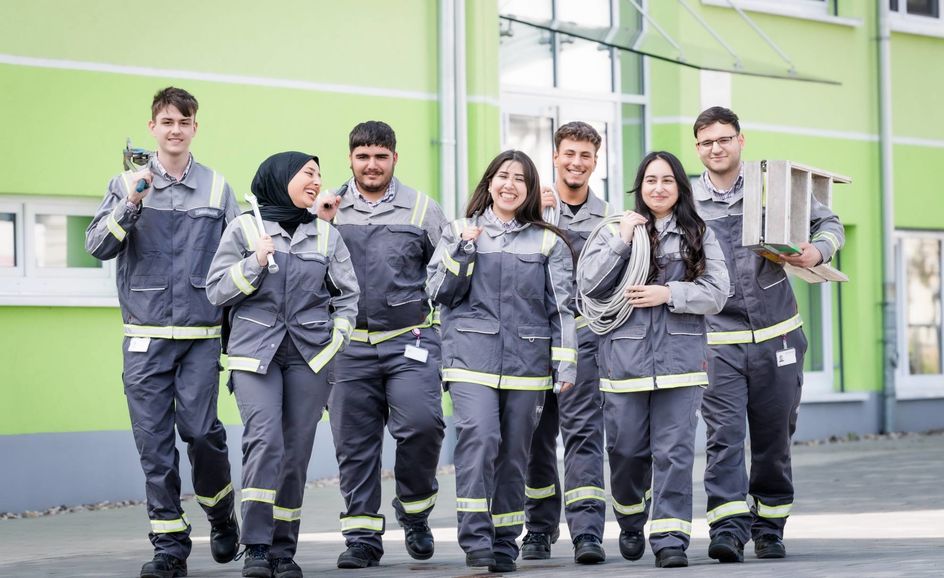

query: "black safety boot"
xmin=465 ymin=548 xmax=495 ymax=567
xmin=240 ymin=544 xmax=271 ymax=578
xmin=655 ymin=547 xmax=688 ymax=568
xmin=336 ymin=543 xmax=380 ymax=569
xmin=573 ymin=534 xmax=606 ymax=564
xmin=754 ymin=534 xmax=786 ymax=559
xmin=488 ymin=553 xmax=517 ymax=573
xmin=520 ymin=532 xmax=552 ymax=560
xmin=210 ymin=511 xmax=240 ymax=563
xmin=140 ymin=553 xmax=187 ymax=578
xmin=404 ymin=522 xmax=435 ymax=560
xmin=619 ymin=530 xmax=645 ymax=561
xmin=708 ymin=532 xmax=744 ymax=563
xmin=272 ymin=557 xmax=303 ymax=578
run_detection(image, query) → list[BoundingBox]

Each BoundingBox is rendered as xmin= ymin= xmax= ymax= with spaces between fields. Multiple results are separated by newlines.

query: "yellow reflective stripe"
xmin=399 ymin=493 xmax=437 ymax=514
xmin=209 ymin=171 xmax=224 ymax=208
xmin=237 ymin=214 xmax=259 ymax=252
xmin=606 ymin=222 xmax=619 ymax=236
xmin=563 ymin=486 xmax=607 ymax=506
xmin=410 ymin=192 xmax=430 ymax=227
xmin=525 ymin=484 xmax=556 ymax=500
xmin=707 ymin=330 xmax=754 ymax=345
xmin=612 ymin=490 xmax=651 ymax=515
xmin=754 ymin=314 xmax=803 ymax=343
xmin=309 ymin=329 xmax=344 ymax=373
xmin=492 ymin=511 xmax=525 ymax=528
xmin=120 ymin=171 xmax=135 ymax=196
xmin=600 ymin=376 xmax=655 ymax=393
xmin=123 ymin=325 xmax=222 ymax=339
xmin=317 ymin=219 xmax=330 ymax=256
xmin=575 ymin=316 xmax=589 ymax=330
xmin=706 ymin=500 xmax=750 ymax=524
xmin=150 ymin=513 xmax=190 ymax=533
xmin=457 ymin=498 xmax=489 ymax=512
xmin=340 ymin=515 xmax=384 ymax=532
xmin=227 ymin=356 xmax=261 ymax=372
xmin=552 ymin=347 xmax=577 ymax=364
xmin=348 ymin=315 xmax=433 ymax=345
xmin=540 ymin=228 xmax=556 ymax=256
xmin=432 ymin=308 xmax=441 ymax=326
xmin=350 ymin=329 xmax=369 ymax=343
xmin=241 ymin=487 xmax=276 ymax=504
xmin=755 ymin=499 xmax=792 ymax=519
xmin=334 ymin=317 xmax=353 ymax=338
xmin=467 ymin=261 xmax=475 ymax=275
xmin=812 ymin=230 xmax=841 ymax=253
xmin=650 ymin=518 xmax=692 ymax=536
xmin=452 ymin=218 xmax=467 ymax=238
xmin=443 ymin=251 xmax=461 ymax=276
xmin=195 ymin=482 xmax=233 ymax=508
xmin=657 ymin=372 xmax=709 ymax=389
xmin=500 ymin=375 xmax=553 ymax=390
xmin=229 ymin=262 xmax=255 ymax=295
xmin=106 ymin=213 xmax=127 ymax=242
xmin=443 ymin=368 xmax=500 ymax=388
xmin=273 ymin=505 xmax=302 ymax=522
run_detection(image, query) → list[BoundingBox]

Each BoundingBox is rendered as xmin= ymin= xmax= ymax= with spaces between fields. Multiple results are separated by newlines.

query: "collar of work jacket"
xmin=257 ymin=217 xmax=322 ymax=248
xmin=480 ymin=214 xmax=534 ymax=238
xmin=559 ymin=189 xmax=609 ymax=225
xmin=337 ymin=176 xmax=410 ymax=217
xmin=694 ymin=169 xmax=744 ymax=206
xmin=148 ymin=155 xmax=200 ymax=191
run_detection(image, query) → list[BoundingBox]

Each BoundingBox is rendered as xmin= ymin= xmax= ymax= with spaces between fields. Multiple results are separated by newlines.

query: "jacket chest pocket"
xmin=385 ymin=224 xmax=426 ymax=269
xmin=294 ymin=251 xmax=328 ymax=291
xmin=185 ymin=206 xmax=224 ymax=248
xmin=757 ymin=258 xmax=788 ymax=290
xmin=666 ymin=312 xmax=704 ymax=336
xmin=656 ymin=251 xmax=686 ymax=285
xmin=515 ymin=253 xmax=546 ymax=299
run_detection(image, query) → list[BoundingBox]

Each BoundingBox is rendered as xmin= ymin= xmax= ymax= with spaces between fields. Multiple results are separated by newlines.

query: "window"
xmin=897 ymin=232 xmax=944 ymax=397
xmin=0 ymin=197 xmax=117 ymax=306
xmin=889 ymin=0 xmax=944 ymax=37
xmin=891 ymin=0 xmax=940 ymax=18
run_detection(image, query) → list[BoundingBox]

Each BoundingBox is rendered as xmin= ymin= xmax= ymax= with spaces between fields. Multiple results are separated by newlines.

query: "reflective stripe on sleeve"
xmin=229 ymin=263 xmax=255 ymax=295
xmin=551 ymin=347 xmax=578 ymax=364
xmin=106 ymin=213 xmax=127 ymax=242
xmin=308 ymin=329 xmax=344 ymax=373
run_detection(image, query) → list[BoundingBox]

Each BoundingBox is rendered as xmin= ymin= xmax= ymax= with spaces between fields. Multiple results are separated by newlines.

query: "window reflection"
xmin=34 ymin=214 xmax=101 ymax=269
xmin=0 ymin=213 xmax=15 ymax=267
xmin=904 ymin=237 xmax=942 ymax=375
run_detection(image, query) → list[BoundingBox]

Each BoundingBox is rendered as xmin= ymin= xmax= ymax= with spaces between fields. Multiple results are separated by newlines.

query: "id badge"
xmin=129 ymin=336 xmax=151 ymax=353
xmin=404 ymin=344 xmax=429 ymax=364
xmin=776 ymin=347 xmax=797 ymax=367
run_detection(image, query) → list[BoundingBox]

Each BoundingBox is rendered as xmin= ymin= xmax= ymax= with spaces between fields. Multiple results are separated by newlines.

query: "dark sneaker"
xmin=336 ymin=543 xmax=380 ymax=569
xmin=754 ymin=534 xmax=786 ymax=559
xmin=655 ymin=547 xmax=688 ymax=568
xmin=618 ymin=530 xmax=645 ymax=561
xmin=488 ymin=553 xmax=517 ymax=573
xmin=210 ymin=512 xmax=240 ymax=563
xmin=404 ymin=522 xmax=434 ymax=560
xmin=240 ymin=544 xmax=271 ymax=578
xmin=520 ymin=532 xmax=552 ymax=560
xmin=465 ymin=548 xmax=495 ymax=568
xmin=573 ymin=534 xmax=606 ymax=564
xmin=708 ymin=533 xmax=744 ymax=563
xmin=140 ymin=553 xmax=187 ymax=578
xmin=272 ymin=557 xmax=303 ymax=578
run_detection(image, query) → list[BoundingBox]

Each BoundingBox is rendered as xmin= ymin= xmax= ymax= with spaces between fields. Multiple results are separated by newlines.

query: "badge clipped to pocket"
xmin=404 ymin=327 xmax=429 ymax=363
xmin=776 ymin=336 xmax=796 ymax=367
xmin=128 ymin=336 xmax=151 ymax=353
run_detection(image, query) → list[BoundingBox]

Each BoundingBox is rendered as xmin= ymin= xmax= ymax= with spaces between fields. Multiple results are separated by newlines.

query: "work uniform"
xmin=205 ymin=213 xmax=359 ymax=558
xmin=525 ymin=192 xmax=612 ymax=542
xmin=328 ymin=177 xmax=447 ymax=556
xmin=85 ymin=157 xmax=238 ymax=561
xmin=578 ymin=216 xmax=728 ymax=554
xmin=427 ymin=210 xmax=577 ymax=561
xmin=693 ymin=174 xmax=844 ymax=544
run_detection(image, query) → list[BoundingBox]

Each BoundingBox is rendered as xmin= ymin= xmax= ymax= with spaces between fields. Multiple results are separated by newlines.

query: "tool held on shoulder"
xmin=404 ymin=327 xmax=429 ymax=363
xmin=776 ymin=335 xmax=797 ymax=367
xmin=123 ymin=138 xmax=153 ymax=193
xmin=244 ymin=193 xmax=280 ymax=274
xmin=462 ymin=211 xmax=481 ymax=254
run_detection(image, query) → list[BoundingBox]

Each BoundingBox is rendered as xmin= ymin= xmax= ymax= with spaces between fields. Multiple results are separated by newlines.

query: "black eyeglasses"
xmin=696 ymin=134 xmax=739 ymax=150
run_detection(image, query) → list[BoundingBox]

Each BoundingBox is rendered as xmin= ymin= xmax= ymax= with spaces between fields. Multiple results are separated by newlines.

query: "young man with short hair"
xmin=692 ymin=106 xmax=844 ymax=563
xmin=86 ymin=86 xmax=239 ymax=578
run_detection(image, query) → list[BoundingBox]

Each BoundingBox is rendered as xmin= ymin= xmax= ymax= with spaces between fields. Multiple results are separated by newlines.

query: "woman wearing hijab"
xmin=206 ymin=152 xmax=360 ymax=578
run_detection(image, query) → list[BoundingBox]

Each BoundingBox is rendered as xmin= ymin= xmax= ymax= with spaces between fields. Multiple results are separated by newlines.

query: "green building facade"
xmin=1 ymin=0 xmax=942 ymax=512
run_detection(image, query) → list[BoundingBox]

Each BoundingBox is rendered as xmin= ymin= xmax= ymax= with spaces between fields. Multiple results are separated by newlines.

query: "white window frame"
xmin=889 ymin=0 xmax=944 ymax=38
xmin=700 ymin=0 xmax=861 ymax=28
xmin=799 ymin=279 xmax=837 ymax=397
xmin=0 ymin=196 xmax=118 ymax=307
xmin=895 ymin=230 xmax=944 ymax=399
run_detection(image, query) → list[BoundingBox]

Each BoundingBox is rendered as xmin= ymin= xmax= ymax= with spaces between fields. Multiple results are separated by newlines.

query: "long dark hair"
xmin=630 ymin=151 xmax=706 ymax=282
xmin=465 ymin=149 xmax=574 ymax=259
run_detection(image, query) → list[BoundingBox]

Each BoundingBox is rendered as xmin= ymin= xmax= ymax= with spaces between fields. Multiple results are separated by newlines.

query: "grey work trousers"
xmin=604 ymin=385 xmax=703 ymax=553
xmin=232 ymin=336 xmax=330 ymax=558
xmin=451 ymin=382 xmax=544 ymax=560
xmin=525 ymin=327 xmax=606 ymax=540
xmin=702 ymin=327 xmax=807 ymax=543
xmin=328 ymin=328 xmax=444 ymax=555
xmin=123 ymin=337 xmax=233 ymax=561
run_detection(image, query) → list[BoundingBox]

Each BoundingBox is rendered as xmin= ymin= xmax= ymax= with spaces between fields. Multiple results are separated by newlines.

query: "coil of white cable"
xmin=575 ymin=216 xmax=651 ymax=335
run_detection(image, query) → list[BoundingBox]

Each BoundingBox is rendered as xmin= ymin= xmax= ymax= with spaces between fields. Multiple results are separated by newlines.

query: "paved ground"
xmin=1 ymin=434 xmax=942 ymax=577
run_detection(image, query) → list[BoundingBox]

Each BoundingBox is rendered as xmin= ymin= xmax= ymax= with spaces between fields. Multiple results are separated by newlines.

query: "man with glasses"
xmin=691 ymin=107 xmax=844 ymax=563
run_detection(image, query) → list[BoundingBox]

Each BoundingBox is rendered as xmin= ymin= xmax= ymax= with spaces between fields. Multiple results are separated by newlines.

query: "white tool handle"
xmin=244 ymin=193 xmax=279 ymax=274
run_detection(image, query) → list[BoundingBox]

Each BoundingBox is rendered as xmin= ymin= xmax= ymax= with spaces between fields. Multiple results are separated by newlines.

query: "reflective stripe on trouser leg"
xmin=747 ymin=328 xmax=807 ymax=540
xmin=559 ymin=330 xmax=606 ymax=538
xmin=603 ymin=390 xmax=652 ymax=533
xmin=524 ymin=390 xmax=562 ymax=533
xmin=270 ymin=346 xmax=332 ymax=559
xmin=702 ymin=344 xmax=752 ymax=544
xmin=648 ymin=386 xmax=702 ymax=553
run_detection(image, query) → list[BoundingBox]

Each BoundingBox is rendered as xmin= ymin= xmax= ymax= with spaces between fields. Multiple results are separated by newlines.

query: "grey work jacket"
xmin=205 ymin=215 xmax=359 ymax=374
xmin=85 ymin=157 xmax=239 ymax=338
xmin=578 ymin=217 xmax=728 ymax=392
xmin=332 ymin=177 xmax=446 ymax=343
xmin=693 ymin=175 xmax=844 ymax=345
xmin=557 ymin=190 xmax=614 ymax=330
xmin=427 ymin=216 xmax=578 ymax=388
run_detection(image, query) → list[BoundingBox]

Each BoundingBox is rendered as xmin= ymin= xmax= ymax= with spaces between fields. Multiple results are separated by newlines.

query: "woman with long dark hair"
xmin=578 ymin=151 xmax=728 ymax=568
xmin=426 ymin=149 xmax=577 ymax=573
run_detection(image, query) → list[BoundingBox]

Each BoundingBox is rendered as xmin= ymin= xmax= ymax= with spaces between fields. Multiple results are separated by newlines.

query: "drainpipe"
xmin=439 ymin=0 xmax=457 ymax=219
xmin=455 ymin=0 xmax=469 ymax=212
xmin=877 ymin=1 xmax=897 ymax=433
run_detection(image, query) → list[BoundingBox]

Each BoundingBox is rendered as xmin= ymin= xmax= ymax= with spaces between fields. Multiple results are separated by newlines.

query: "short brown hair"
xmin=151 ymin=87 xmax=198 ymax=120
xmin=555 ymin=121 xmax=602 ymax=151
xmin=693 ymin=106 xmax=740 ymax=138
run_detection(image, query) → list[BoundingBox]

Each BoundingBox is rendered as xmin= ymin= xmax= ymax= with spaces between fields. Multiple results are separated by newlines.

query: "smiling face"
xmin=488 ymin=160 xmax=528 ymax=221
xmin=695 ymin=121 xmax=744 ymax=179
xmin=640 ymin=158 xmax=679 ymax=219
xmin=350 ymin=144 xmax=397 ymax=195
xmin=287 ymin=159 xmax=321 ymax=209
xmin=553 ymin=138 xmax=598 ymax=193
xmin=148 ymin=104 xmax=197 ymax=158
